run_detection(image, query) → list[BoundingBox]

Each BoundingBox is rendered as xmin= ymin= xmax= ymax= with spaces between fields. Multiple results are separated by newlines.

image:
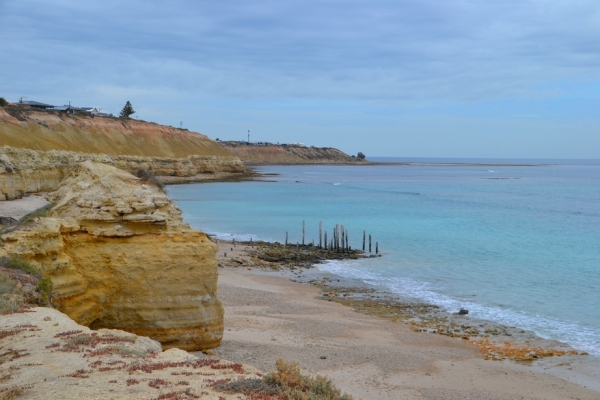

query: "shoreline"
xmin=214 ymin=239 xmax=600 ymax=396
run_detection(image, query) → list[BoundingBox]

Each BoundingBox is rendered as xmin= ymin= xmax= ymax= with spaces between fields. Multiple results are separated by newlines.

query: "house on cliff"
xmin=16 ymin=100 xmax=55 ymax=110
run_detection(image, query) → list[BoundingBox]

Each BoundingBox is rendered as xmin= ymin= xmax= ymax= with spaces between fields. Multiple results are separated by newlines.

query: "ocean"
xmin=168 ymin=158 xmax=600 ymax=359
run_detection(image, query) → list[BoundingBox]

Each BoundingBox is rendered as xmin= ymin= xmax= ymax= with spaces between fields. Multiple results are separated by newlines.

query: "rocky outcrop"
xmin=0 ymin=307 xmax=259 ymax=399
xmin=222 ymin=143 xmax=366 ymax=164
xmin=1 ymin=161 xmax=223 ymax=351
xmin=0 ymin=107 xmax=245 ymax=200
xmin=0 ymin=146 xmax=244 ymax=200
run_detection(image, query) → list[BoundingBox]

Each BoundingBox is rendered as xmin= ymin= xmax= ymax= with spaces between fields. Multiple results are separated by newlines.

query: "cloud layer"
xmin=1 ymin=0 xmax=599 ymax=157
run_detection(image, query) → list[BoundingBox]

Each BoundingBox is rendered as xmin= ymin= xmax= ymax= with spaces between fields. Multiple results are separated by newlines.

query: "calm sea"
xmin=168 ymin=158 xmax=600 ymax=358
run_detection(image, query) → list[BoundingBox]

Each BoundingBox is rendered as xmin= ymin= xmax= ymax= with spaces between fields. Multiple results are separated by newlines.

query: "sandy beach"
xmin=211 ymin=240 xmax=600 ymax=399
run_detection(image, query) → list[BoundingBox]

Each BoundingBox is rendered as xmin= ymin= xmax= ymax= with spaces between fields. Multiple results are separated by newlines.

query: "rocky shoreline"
xmin=216 ymin=239 xmax=589 ymax=364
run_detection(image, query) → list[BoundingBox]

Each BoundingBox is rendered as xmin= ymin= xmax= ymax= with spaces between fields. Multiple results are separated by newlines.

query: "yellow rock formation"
xmin=1 ymin=161 xmax=223 ymax=350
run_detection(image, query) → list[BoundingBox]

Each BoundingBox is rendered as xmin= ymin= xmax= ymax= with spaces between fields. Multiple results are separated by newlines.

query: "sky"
xmin=1 ymin=0 xmax=599 ymax=158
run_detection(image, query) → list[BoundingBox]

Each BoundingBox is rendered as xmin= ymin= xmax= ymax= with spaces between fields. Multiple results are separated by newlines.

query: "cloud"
xmin=2 ymin=0 xmax=600 ymax=103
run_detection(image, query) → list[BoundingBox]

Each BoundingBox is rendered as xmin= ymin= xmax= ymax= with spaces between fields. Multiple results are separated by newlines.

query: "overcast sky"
xmin=1 ymin=0 xmax=599 ymax=158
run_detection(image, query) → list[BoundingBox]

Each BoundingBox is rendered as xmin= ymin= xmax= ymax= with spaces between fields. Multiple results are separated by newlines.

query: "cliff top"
xmin=0 ymin=107 xmax=233 ymax=158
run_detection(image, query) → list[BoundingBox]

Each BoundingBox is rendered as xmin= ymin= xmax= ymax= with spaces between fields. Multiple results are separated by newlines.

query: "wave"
xmin=318 ymin=260 xmax=600 ymax=357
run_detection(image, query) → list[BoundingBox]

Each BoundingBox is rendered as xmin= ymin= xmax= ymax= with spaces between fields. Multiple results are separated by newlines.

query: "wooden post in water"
xmin=341 ymin=225 xmax=345 ymax=252
xmin=363 ymin=230 xmax=366 ymax=252
xmin=346 ymin=230 xmax=349 ymax=252
xmin=369 ymin=234 xmax=372 ymax=253
xmin=285 ymin=231 xmax=288 ymax=247
xmin=302 ymin=220 xmax=305 ymax=246
xmin=376 ymin=242 xmax=379 ymax=254
xmin=324 ymin=231 xmax=328 ymax=250
xmin=319 ymin=221 xmax=322 ymax=249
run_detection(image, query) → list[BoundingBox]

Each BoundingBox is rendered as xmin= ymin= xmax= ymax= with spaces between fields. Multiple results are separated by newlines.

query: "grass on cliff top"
xmin=216 ymin=358 xmax=353 ymax=400
xmin=18 ymin=203 xmax=54 ymax=225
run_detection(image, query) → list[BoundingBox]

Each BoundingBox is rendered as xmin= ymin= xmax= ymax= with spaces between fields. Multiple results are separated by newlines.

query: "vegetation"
xmin=17 ymin=203 xmax=54 ymax=226
xmin=0 ymin=97 xmax=7 ymax=107
xmin=119 ymin=101 xmax=136 ymax=118
xmin=356 ymin=152 xmax=365 ymax=160
xmin=135 ymin=169 xmax=165 ymax=192
xmin=0 ymin=271 xmax=22 ymax=313
xmin=217 ymin=358 xmax=353 ymax=400
xmin=261 ymin=359 xmax=353 ymax=400
xmin=36 ymin=276 xmax=53 ymax=305
xmin=0 ymin=256 xmax=40 ymax=276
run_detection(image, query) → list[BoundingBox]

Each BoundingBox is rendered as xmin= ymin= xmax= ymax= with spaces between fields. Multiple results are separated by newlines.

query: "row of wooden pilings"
xmin=285 ymin=220 xmax=379 ymax=254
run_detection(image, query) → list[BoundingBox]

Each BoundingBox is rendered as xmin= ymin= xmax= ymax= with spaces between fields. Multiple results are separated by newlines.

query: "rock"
xmin=458 ymin=309 xmax=469 ymax=315
xmin=1 ymin=161 xmax=223 ymax=350
xmin=0 ymin=307 xmax=259 ymax=399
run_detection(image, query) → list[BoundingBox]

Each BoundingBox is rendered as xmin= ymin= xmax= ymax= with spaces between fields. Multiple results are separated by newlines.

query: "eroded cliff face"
xmin=0 ymin=107 xmax=245 ymax=200
xmin=0 ymin=146 xmax=244 ymax=200
xmin=1 ymin=161 xmax=223 ymax=350
xmin=222 ymin=143 xmax=366 ymax=164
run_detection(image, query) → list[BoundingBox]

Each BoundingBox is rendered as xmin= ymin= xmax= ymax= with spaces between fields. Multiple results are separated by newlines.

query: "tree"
xmin=357 ymin=152 xmax=366 ymax=160
xmin=0 ymin=97 xmax=7 ymax=107
xmin=119 ymin=101 xmax=135 ymax=118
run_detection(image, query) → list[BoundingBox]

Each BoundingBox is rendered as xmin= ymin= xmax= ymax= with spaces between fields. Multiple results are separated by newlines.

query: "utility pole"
xmin=248 ymin=130 xmax=250 ymax=143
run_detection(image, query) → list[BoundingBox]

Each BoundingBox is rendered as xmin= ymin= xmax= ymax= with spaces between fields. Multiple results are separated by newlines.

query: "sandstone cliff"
xmin=1 ymin=161 xmax=223 ymax=351
xmin=0 ymin=107 xmax=245 ymax=200
xmin=222 ymin=143 xmax=366 ymax=164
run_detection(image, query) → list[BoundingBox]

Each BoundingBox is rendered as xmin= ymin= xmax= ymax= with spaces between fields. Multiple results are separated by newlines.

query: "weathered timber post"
xmin=302 ymin=220 xmax=305 ymax=246
xmin=341 ymin=225 xmax=345 ymax=252
xmin=319 ymin=221 xmax=323 ymax=249
xmin=363 ymin=230 xmax=366 ymax=252
xmin=376 ymin=242 xmax=379 ymax=254
xmin=346 ymin=230 xmax=349 ymax=252
xmin=324 ymin=231 xmax=328 ymax=250
xmin=285 ymin=231 xmax=288 ymax=247
xmin=369 ymin=234 xmax=372 ymax=253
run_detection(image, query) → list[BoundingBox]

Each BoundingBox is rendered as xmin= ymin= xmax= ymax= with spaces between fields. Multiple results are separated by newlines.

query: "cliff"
xmin=0 ymin=107 xmax=245 ymax=199
xmin=1 ymin=162 xmax=223 ymax=351
xmin=222 ymin=143 xmax=366 ymax=164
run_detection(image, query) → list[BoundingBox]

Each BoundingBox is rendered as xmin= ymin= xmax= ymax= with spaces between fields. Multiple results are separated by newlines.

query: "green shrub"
xmin=0 ymin=271 xmax=22 ymax=313
xmin=36 ymin=276 xmax=53 ymax=305
xmin=0 ymin=256 xmax=40 ymax=276
xmin=18 ymin=203 xmax=54 ymax=225
xmin=262 ymin=359 xmax=353 ymax=400
xmin=0 ymin=97 xmax=7 ymax=107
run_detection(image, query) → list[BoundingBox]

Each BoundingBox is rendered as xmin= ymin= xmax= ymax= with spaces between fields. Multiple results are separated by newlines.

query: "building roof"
xmin=20 ymin=100 xmax=55 ymax=108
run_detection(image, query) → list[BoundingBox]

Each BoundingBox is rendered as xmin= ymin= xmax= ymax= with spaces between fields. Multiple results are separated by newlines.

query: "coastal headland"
xmin=220 ymin=141 xmax=366 ymax=165
xmin=0 ymin=106 xmax=249 ymax=200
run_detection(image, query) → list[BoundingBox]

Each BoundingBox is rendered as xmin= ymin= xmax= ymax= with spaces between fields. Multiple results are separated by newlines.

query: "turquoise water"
xmin=168 ymin=161 xmax=600 ymax=357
